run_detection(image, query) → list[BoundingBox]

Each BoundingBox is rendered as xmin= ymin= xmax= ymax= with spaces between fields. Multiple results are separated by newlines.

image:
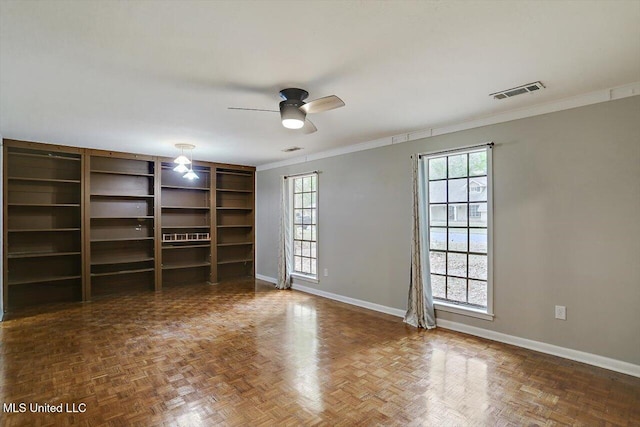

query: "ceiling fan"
xmin=228 ymin=88 xmax=345 ymax=134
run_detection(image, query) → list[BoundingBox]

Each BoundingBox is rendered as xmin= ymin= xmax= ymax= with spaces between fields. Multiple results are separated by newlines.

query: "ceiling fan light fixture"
xmin=280 ymin=103 xmax=306 ymax=129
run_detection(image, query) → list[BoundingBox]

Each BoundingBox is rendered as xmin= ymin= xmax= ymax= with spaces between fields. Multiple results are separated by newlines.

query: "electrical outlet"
xmin=555 ymin=305 xmax=566 ymax=320
xmin=323 ymin=268 xmax=328 ymax=277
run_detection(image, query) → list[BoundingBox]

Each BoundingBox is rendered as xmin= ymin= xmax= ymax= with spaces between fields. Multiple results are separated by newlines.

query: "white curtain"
xmin=404 ymin=155 xmax=436 ymax=329
xmin=277 ymin=176 xmax=293 ymax=289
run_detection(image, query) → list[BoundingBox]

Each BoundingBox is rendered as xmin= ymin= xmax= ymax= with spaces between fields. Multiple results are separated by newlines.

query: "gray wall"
xmin=256 ymin=97 xmax=640 ymax=365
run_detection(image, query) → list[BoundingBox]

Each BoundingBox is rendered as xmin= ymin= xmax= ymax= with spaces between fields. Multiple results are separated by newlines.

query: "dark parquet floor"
xmin=0 ymin=279 xmax=638 ymax=426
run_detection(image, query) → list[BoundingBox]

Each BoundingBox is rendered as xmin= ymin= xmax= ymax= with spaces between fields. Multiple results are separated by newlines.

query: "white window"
xmin=291 ymin=173 xmax=318 ymax=278
xmin=425 ymin=146 xmax=492 ymax=316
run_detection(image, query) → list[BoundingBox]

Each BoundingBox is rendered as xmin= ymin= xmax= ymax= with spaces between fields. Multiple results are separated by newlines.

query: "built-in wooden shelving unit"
xmin=2 ymin=139 xmax=255 ymax=311
xmin=215 ymin=167 xmax=255 ymax=281
xmin=160 ymin=162 xmax=213 ymax=287
xmin=86 ymin=153 xmax=157 ymax=297
xmin=3 ymin=143 xmax=84 ymax=308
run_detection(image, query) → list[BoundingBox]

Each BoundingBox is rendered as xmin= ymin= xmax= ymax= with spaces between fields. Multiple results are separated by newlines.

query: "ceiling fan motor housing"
xmin=279 ymin=88 xmax=308 ymax=128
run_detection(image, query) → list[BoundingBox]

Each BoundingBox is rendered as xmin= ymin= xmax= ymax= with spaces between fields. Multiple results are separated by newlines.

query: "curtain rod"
xmin=283 ymin=170 xmax=319 ymax=179
xmin=418 ymin=142 xmax=494 ymax=159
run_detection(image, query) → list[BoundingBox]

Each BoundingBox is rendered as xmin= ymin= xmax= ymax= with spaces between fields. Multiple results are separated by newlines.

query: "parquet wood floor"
xmin=0 ymin=279 xmax=638 ymax=426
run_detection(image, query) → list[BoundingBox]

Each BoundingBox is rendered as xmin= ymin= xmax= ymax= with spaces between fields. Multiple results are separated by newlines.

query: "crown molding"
xmin=257 ymin=81 xmax=640 ymax=172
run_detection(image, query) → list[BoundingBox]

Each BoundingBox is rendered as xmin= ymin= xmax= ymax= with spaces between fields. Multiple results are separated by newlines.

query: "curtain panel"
xmin=277 ymin=176 xmax=293 ymax=289
xmin=404 ymin=155 xmax=436 ymax=329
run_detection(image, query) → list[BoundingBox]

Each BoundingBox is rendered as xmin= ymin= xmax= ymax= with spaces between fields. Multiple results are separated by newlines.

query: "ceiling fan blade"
xmin=300 ymin=95 xmax=345 ymax=114
xmin=228 ymin=107 xmax=279 ymax=113
xmin=303 ymin=118 xmax=317 ymax=134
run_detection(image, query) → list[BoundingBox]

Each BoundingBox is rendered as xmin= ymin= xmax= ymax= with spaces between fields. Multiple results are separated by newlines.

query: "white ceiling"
xmin=1 ymin=1 xmax=639 ymax=166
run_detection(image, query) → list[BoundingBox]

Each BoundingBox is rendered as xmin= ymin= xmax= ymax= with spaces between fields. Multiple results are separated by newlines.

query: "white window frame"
xmin=289 ymin=173 xmax=319 ymax=283
xmin=422 ymin=143 xmax=494 ymax=321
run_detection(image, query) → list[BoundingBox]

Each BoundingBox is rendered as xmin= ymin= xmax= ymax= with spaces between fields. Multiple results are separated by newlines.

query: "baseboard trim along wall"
xmin=255 ymin=274 xmax=640 ymax=378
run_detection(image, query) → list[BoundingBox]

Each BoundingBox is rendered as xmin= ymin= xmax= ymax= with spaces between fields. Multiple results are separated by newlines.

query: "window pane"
xmin=429 ymin=157 xmax=446 ymax=180
xmin=468 ymin=280 xmax=487 ymax=307
xmin=294 ymin=178 xmax=302 ymax=192
xmin=294 ymin=241 xmax=302 ymax=256
xmin=310 ymin=209 xmax=316 ymax=225
xmin=294 ymin=209 xmax=303 ymax=225
xmin=448 ymin=203 xmax=468 ymax=227
xmin=294 ymin=256 xmax=302 ymax=271
xmin=430 ymin=227 xmax=447 ymax=250
xmin=448 ymin=228 xmax=468 ymax=252
xmin=469 ymin=177 xmax=487 ymax=202
xmin=431 ymin=275 xmax=446 ymax=299
xmin=302 ymin=226 xmax=311 ymax=241
xmin=447 ymin=252 xmax=467 ymax=277
xmin=302 ymin=241 xmax=311 ymax=256
xmin=302 ymin=193 xmax=312 ymax=208
xmin=448 ymin=178 xmax=467 ymax=202
xmin=469 ymin=254 xmax=487 ymax=280
xmin=447 ymin=277 xmax=467 ymax=303
xmin=302 ymin=209 xmax=312 ymax=225
xmin=303 ymin=177 xmax=311 ymax=191
xmin=310 ymin=175 xmax=317 ymax=191
xmin=429 ymin=181 xmax=447 ymax=203
xmin=310 ymin=242 xmax=317 ymax=258
xmin=310 ymin=225 xmax=316 ymax=241
xmin=430 ymin=205 xmax=447 ymax=227
xmin=448 ymin=154 xmax=467 ymax=178
xmin=294 ymin=225 xmax=303 ymax=240
xmin=311 ymin=262 xmax=317 ymax=276
xmin=302 ymin=257 xmax=311 ymax=273
xmin=469 ymin=151 xmax=487 ymax=176
xmin=469 ymin=203 xmax=487 ymax=227
xmin=469 ymin=228 xmax=487 ymax=253
xmin=295 ymin=193 xmax=302 ymax=208
xmin=430 ymin=251 xmax=446 ymax=275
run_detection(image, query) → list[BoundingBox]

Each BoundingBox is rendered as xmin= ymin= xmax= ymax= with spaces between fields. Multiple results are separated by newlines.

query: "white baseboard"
xmin=254 ymin=273 xmax=640 ymax=378
xmin=435 ymin=319 xmax=640 ymax=378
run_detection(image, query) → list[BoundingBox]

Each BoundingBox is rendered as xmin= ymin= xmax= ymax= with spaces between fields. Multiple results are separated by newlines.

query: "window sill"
xmin=291 ymin=273 xmax=319 ymax=284
xmin=434 ymin=301 xmax=494 ymax=321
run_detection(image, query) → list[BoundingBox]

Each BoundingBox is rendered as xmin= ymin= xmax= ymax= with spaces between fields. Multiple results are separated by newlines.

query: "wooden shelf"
xmin=91 ymin=268 xmax=154 ymax=277
xmin=216 ymin=171 xmax=253 ymax=177
xmin=91 ymin=216 xmax=154 ymax=219
xmin=162 ymin=225 xmax=210 ymax=229
xmin=216 ymin=207 xmax=252 ymax=210
xmin=217 ymin=258 xmax=254 ymax=265
xmin=217 ymin=242 xmax=253 ymax=247
xmin=10 ymin=152 xmax=80 ymax=161
xmin=91 ymin=193 xmax=154 ymax=199
xmin=91 ymin=169 xmax=153 ymax=177
xmin=163 ymin=244 xmax=211 ymax=250
xmin=91 ymin=237 xmax=154 ymax=243
xmin=161 ymin=184 xmax=209 ymax=191
xmin=162 ymin=262 xmax=211 ymax=270
xmin=91 ymin=257 xmax=154 ymax=266
xmin=162 ymin=206 xmax=210 ymax=210
xmin=8 ymin=203 xmax=80 ymax=207
xmin=216 ymin=225 xmax=253 ymax=228
xmin=8 ymin=177 xmax=81 ymax=184
xmin=8 ymin=275 xmax=82 ymax=286
xmin=9 ymin=228 xmax=81 ymax=233
xmin=216 ymin=188 xmax=253 ymax=193
xmin=8 ymin=251 xmax=81 ymax=259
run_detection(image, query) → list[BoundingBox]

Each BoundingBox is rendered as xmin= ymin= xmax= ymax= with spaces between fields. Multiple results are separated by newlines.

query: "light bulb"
xmin=282 ymin=118 xmax=305 ymax=129
xmin=173 ymin=163 xmax=189 ymax=173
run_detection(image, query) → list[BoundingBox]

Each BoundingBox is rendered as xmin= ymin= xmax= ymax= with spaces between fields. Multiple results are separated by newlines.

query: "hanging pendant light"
xmin=183 ymin=145 xmax=199 ymax=180
xmin=174 ymin=144 xmax=194 ymax=173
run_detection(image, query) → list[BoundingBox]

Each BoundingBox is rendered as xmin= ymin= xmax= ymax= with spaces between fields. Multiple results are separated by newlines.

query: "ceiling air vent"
xmin=282 ymin=146 xmax=303 ymax=153
xmin=490 ymin=81 xmax=545 ymax=100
